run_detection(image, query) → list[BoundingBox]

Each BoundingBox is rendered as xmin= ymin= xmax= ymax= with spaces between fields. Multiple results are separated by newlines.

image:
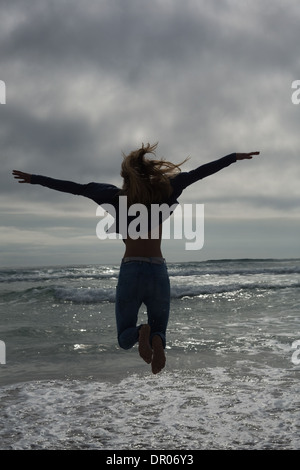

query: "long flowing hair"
xmin=120 ymin=142 xmax=188 ymax=205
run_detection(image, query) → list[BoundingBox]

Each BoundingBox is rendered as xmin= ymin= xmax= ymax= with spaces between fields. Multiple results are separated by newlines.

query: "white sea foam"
xmin=0 ymin=366 xmax=299 ymax=450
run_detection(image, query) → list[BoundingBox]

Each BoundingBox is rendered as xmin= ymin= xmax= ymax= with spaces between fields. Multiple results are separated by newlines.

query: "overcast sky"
xmin=1 ymin=0 xmax=300 ymax=267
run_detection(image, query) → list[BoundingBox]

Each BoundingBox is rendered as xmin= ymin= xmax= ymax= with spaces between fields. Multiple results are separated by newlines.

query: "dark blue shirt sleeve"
xmin=30 ymin=175 xmax=120 ymax=205
xmin=170 ymin=153 xmax=236 ymax=200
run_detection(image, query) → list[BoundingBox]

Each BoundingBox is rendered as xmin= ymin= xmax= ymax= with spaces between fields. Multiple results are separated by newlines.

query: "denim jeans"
xmin=115 ymin=259 xmax=170 ymax=350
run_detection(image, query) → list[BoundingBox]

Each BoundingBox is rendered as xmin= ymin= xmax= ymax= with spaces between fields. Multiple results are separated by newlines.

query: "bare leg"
xmin=138 ymin=324 xmax=152 ymax=364
xmin=151 ymin=335 xmax=166 ymax=374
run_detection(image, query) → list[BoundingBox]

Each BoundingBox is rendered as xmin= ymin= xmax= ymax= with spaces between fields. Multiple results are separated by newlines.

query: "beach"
xmin=0 ymin=259 xmax=299 ymax=449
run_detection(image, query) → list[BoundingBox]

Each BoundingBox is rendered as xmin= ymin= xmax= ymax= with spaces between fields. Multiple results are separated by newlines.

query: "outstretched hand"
xmin=236 ymin=151 xmax=260 ymax=160
xmin=12 ymin=170 xmax=32 ymax=183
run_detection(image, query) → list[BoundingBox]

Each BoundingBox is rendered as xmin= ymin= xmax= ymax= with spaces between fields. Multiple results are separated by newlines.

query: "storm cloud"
xmin=1 ymin=0 xmax=300 ymax=265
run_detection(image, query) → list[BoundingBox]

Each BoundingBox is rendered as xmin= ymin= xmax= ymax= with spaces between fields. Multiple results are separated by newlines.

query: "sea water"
xmin=0 ymin=259 xmax=299 ymax=449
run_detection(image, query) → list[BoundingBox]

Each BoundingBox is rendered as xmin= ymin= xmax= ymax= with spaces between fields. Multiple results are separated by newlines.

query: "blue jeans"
xmin=115 ymin=259 xmax=170 ymax=350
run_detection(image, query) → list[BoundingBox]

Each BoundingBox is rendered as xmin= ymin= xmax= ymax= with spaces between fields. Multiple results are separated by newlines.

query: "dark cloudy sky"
xmin=1 ymin=0 xmax=300 ymax=266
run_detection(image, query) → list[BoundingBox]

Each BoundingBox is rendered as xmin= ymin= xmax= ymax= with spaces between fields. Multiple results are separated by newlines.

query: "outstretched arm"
xmin=13 ymin=170 xmax=90 ymax=196
xmin=12 ymin=170 xmax=120 ymax=206
xmin=177 ymin=151 xmax=260 ymax=189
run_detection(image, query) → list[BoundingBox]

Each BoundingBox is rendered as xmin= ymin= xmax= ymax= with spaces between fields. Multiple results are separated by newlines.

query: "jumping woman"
xmin=13 ymin=144 xmax=259 ymax=374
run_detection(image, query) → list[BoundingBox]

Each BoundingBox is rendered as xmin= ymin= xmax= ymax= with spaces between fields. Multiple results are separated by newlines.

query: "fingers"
xmin=12 ymin=170 xmax=24 ymax=181
xmin=12 ymin=170 xmax=31 ymax=183
xmin=245 ymin=151 xmax=260 ymax=159
xmin=236 ymin=152 xmax=260 ymax=160
xmin=12 ymin=170 xmax=23 ymax=177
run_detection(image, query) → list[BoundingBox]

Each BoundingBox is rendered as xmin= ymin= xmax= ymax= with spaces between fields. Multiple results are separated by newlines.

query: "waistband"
xmin=122 ymin=256 xmax=166 ymax=265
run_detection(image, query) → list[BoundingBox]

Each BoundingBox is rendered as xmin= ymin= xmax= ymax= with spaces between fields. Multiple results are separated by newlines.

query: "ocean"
xmin=0 ymin=258 xmax=299 ymax=450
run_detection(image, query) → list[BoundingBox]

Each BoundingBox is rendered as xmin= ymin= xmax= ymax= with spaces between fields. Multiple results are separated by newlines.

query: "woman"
xmin=13 ymin=144 xmax=259 ymax=374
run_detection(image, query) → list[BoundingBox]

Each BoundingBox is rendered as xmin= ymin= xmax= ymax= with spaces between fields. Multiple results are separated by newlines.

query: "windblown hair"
xmin=120 ymin=143 xmax=187 ymax=205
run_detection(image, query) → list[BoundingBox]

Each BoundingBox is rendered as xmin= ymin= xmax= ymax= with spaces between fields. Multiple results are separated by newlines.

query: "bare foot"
xmin=151 ymin=335 xmax=166 ymax=374
xmin=138 ymin=324 xmax=152 ymax=364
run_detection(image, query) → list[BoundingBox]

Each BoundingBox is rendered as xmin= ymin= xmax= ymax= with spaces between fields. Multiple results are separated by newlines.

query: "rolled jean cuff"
xmin=150 ymin=332 xmax=166 ymax=349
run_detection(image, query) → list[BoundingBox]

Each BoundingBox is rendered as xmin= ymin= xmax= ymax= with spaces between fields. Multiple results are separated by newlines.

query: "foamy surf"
xmin=0 ymin=366 xmax=298 ymax=450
